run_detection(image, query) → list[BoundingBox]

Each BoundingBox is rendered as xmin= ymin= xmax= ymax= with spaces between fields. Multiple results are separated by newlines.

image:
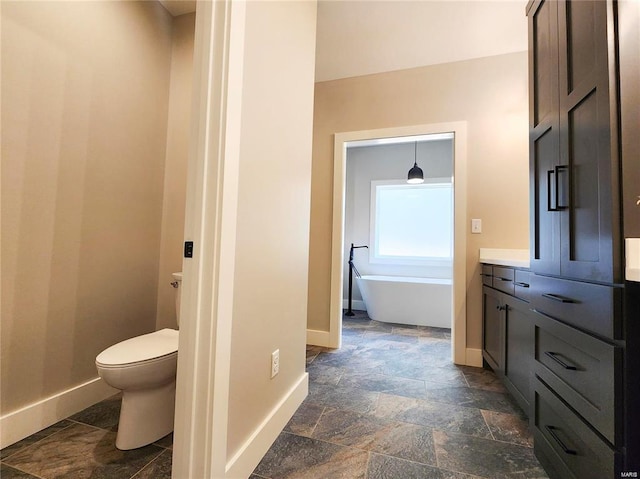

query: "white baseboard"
xmin=465 ymin=348 xmax=483 ymax=367
xmin=0 ymin=377 xmax=118 ymax=449
xmin=225 ymin=372 xmax=308 ymax=478
xmin=342 ymin=299 xmax=366 ymax=311
xmin=306 ymin=329 xmax=332 ymax=347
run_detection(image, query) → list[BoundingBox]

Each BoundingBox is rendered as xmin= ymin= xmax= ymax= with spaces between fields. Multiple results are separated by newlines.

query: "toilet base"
xmin=115 ymin=380 xmax=176 ymax=450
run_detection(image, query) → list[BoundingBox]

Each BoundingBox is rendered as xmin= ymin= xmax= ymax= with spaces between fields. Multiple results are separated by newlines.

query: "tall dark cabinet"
xmin=529 ymin=0 xmax=620 ymax=283
xmin=526 ymin=0 xmax=638 ymax=477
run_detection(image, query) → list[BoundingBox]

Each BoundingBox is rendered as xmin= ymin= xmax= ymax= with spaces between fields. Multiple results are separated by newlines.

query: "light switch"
xmin=471 ymin=219 xmax=482 ymax=234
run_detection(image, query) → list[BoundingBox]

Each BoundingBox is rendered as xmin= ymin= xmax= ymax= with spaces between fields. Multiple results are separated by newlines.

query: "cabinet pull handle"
xmin=542 ymin=293 xmax=576 ymax=303
xmin=496 ymin=277 xmax=512 ymax=282
xmin=514 ymin=282 xmax=530 ymax=288
xmin=544 ymin=351 xmax=577 ymax=370
xmin=555 ymin=165 xmax=569 ymax=210
xmin=480 ymin=274 xmax=493 ymax=277
xmin=545 ymin=425 xmax=577 ymax=455
xmin=547 ymin=169 xmax=559 ymax=212
xmin=496 ymin=305 xmax=507 ymax=311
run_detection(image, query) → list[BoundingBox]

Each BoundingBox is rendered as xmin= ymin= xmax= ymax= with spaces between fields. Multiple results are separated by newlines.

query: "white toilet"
xmin=96 ymin=272 xmax=182 ymax=450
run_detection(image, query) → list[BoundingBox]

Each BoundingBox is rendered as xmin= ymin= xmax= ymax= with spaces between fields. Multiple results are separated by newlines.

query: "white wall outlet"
xmin=471 ymin=218 xmax=482 ymax=234
xmin=271 ymin=349 xmax=280 ymax=378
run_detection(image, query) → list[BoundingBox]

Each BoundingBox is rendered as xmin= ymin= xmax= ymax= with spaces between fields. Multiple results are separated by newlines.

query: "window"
xmin=370 ymin=179 xmax=453 ymax=265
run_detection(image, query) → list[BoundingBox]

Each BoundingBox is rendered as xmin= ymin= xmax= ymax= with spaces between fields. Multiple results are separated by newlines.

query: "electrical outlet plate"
xmin=471 ymin=218 xmax=482 ymax=234
xmin=271 ymin=349 xmax=280 ymax=378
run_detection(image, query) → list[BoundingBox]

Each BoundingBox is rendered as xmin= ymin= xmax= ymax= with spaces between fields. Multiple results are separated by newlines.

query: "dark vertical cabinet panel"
xmin=505 ymin=297 xmax=533 ymax=411
xmin=566 ymin=91 xmax=600 ymax=265
xmin=531 ymin=128 xmax=560 ymax=275
xmin=482 ymin=286 xmax=504 ymax=373
xmin=532 ymin=0 xmax=558 ymax=126
xmin=558 ymin=0 xmax=618 ymax=283
xmin=624 ymin=282 xmax=640 ymax=471
xmin=529 ymin=0 xmax=561 ymax=276
xmin=563 ymin=0 xmax=596 ymax=92
xmin=529 ymin=0 xmax=621 ymax=283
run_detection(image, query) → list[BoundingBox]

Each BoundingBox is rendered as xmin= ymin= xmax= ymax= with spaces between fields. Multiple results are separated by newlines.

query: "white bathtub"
xmin=355 ymin=275 xmax=452 ymax=328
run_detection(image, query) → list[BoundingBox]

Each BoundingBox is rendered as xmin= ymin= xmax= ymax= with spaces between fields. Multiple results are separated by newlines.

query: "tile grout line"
xmin=479 ymin=408 xmax=536 ymax=448
xmin=1 ymin=461 xmax=48 ymax=479
xmin=128 ymin=448 xmax=167 ymax=479
xmin=0 ymin=422 xmax=75 ymax=463
xmin=66 ymin=416 xmax=172 ymax=449
xmin=368 ymin=449 xmax=440 ymax=470
xmin=307 ymin=406 xmax=328 ymax=438
xmin=480 ymin=409 xmax=497 ymax=441
xmin=460 ymin=370 xmax=472 ymax=388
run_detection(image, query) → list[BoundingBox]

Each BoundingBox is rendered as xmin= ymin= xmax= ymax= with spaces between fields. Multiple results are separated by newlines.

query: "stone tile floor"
xmin=252 ymin=312 xmax=547 ymax=479
xmin=0 ymin=393 xmax=172 ymax=479
xmin=1 ymin=311 xmax=548 ymax=479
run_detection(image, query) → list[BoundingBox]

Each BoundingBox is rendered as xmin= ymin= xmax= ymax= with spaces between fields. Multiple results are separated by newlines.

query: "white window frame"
xmin=369 ymin=178 xmax=453 ymax=267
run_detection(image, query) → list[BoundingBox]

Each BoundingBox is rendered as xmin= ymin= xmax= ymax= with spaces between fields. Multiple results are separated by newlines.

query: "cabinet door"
xmin=557 ymin=0 xmax=621 ymax=283
xmin=529 ymin=0 xmax=561 ymax=276
xmin=505 ymin=296 xmax=533 ymax=414
xmin=483 ymin=286 xmax=504 ymax=373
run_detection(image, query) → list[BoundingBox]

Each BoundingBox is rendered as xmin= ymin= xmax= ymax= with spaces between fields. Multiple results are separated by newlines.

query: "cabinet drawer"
xmin=533 ymin=377 xmax=617 ymax=479
xmin=533 ymin=311 xmax=620 ymax=444
xmin=529 ymin=274 xmax=622 ymax=340
xmin=514 ymin=270 xmax=531 ymax=302
xmin=493 ymin=267 xmax=514 ymax=295
xmin=481 ymin=265 xmax=493 ymax=286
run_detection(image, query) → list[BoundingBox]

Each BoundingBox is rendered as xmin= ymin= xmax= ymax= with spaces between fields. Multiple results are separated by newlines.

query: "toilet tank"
xmin=172 ymin=272 xmax=183 ymax=326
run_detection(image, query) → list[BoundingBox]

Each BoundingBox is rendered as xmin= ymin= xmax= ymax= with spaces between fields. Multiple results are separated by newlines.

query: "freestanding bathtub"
xmin=355 ymin=275 xmax=452 ymax=328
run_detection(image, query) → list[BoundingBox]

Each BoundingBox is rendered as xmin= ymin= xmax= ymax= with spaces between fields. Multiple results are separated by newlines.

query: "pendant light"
xmin=407 ymin=141 xmax=424 ymax=184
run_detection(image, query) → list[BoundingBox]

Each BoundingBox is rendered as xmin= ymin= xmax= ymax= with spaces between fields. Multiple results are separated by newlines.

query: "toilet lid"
xmin=96 ymin=328 xmax=178 ymax=367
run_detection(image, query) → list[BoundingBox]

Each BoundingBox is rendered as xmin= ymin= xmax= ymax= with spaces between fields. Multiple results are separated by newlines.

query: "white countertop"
xmin=479 ymin=248 xmax=530 ymax=268
xmin=479 ymin=242 xmax=640 ymax=280
xmin=627 ymin=238 xmax=640 ymax=282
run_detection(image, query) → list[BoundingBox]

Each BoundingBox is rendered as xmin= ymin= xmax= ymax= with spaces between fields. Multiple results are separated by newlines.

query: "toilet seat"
xmin=96 ymin=328 xmax=178 ymax=368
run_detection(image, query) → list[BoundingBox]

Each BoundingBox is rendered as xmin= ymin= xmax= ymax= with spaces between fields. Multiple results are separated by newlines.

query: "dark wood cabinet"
xmin=533 ymin=309 xmax=621 ymax=443
xmin=533 ymin=377 xmax=618 ymax=479
xmin=482 ymin=285 xmax=504 ymax=373
xmin=526 ymin=0 xmax=637 ymax=477
xmin=528 ymin=0 xmax=622 ymax=284
xmin=504 ymin=296 xmax=533 ymax=413
xmin=482 ymin=268 xmax=533 ymax=414
xmin=529 ymin=0 xmax=561 ymax=277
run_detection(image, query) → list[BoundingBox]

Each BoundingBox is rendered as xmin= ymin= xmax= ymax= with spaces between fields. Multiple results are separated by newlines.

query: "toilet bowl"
xmin=96 ymin=272 xmax=182 ymax=450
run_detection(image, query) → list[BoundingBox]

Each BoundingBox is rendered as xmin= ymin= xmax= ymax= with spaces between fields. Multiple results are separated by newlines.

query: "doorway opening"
xmin=329 ymin=123 xmax=469 ymax=365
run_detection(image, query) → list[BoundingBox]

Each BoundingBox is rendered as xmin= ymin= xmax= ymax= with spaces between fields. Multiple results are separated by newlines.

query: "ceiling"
xmin=315 ymin=0 xmax=528 ymax=82
xmin=156 ymin=0 xmax=529 ymax=83
xmin=158 ymin=0 xmax=196 ymax=17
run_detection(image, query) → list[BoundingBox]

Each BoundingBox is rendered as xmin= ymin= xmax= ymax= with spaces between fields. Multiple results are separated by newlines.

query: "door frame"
xmin=329 ymin=122 xmax=468 ymax=365
xmin=172 ymin=1 xmax=247 ymax=477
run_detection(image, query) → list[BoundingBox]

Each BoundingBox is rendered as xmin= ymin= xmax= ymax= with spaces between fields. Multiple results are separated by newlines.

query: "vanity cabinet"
xmin=482 ymin=265 xmax=533 ymax=414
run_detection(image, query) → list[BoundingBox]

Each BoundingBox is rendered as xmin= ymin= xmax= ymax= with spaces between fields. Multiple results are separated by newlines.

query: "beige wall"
xmin=1 ymin=1 xmax=172 ymax=414
xmin=156 ymin=13 xmax=195 ymax=330
xmin=308 ymin=52 xmax=530 ymax=349
xmin=227 ymin=0 xmax=317 ymax=459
